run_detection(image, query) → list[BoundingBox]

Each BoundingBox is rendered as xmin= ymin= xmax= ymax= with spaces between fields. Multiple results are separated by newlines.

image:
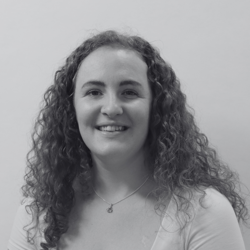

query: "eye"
xmin=86 ymin=89 xmax=102 ymax=96
xmin=122 ymin=90 xmax=139 ymax=98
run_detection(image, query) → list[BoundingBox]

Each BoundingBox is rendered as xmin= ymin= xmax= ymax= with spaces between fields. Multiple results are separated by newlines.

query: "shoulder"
xmin=189 ymin=188 xmax=234 ymax=217
xmin=189 ymin=188 xmax=239 ymax=231
xmin=11 ymin=199 xmax=35 ymax=231
xmin=8 ymin=199 xmax=45 ymax=250
xmin=183 ymin=188 xmax=246 ymax=250
xmin=166 ymin=188 xmax=234 ymax=223
xmin=201 ymin=187 xmax=231 ymax=208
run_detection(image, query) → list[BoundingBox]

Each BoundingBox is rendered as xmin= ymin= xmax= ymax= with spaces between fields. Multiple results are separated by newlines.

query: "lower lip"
xmin=96 ymin=129 xmax=128 ymax=136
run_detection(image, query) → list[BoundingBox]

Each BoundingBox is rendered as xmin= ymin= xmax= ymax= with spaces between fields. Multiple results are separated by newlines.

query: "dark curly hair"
xmin=22 ymin=30 xmax=249 ymax=249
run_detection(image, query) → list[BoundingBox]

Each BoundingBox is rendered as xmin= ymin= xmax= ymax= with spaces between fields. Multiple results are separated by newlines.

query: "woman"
xmin=8 ymin=30 xmax=248 ymax=250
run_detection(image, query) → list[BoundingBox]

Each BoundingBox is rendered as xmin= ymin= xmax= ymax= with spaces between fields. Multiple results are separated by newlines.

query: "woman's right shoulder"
xmin=8 ymin=199 xmax=46 ymax=250
xmin=13 ymin=198 xmax=35 ymax=226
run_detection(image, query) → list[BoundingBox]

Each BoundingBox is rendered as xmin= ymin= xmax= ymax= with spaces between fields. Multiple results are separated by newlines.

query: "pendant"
xmin=107 ymin=204 xmax=113 ymax=213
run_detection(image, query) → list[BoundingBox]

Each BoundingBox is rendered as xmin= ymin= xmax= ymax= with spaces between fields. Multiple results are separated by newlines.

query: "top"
xmin=8 ymin=188 xmax=246 ymax=250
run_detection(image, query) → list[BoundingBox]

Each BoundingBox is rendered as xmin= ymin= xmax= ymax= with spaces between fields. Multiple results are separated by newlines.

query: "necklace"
xmin=92 ymin=176 xmax=149 ymax=213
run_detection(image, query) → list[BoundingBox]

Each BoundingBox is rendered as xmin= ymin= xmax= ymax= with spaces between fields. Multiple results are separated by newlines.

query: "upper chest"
xmin=58 ymin=195 xmax=162 ymax=250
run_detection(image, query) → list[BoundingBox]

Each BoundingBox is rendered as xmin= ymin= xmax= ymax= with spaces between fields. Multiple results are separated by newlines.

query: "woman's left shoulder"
xmin=184 ymin=187 xmax=246 ymax=250
xmin=190 ymin=187 xmax=239 ymax=225
xmin=193 ymin=187 xmax=232 ymax=211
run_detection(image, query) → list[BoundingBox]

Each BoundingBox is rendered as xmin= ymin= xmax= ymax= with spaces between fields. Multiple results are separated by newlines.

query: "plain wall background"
xmin=1 ymin=0 xmax=249 ymax=249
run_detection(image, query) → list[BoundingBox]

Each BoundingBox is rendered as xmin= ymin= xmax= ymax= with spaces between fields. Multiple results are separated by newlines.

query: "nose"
xmin=101 ymin=94 xmax=123 ymax=118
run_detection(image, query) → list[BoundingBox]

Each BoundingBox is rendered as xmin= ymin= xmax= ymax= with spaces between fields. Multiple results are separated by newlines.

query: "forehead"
xmin=75 ymin=46 xmax=148 ymax=82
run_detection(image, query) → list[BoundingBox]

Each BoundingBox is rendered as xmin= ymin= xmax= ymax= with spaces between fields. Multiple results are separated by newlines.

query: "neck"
xmin=91 ymin=151 xmax=152 ymax=201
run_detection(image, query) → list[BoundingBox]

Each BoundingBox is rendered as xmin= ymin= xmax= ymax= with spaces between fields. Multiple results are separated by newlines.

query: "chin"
xmin=95 ymin=148 xmax=126 ymax=158
xmin=92 ymin=144 xmax=145 ymax=161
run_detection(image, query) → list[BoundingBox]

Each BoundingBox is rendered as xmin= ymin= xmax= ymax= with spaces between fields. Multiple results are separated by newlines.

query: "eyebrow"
xmin=81 ymin=80 xmax=143 ymax=89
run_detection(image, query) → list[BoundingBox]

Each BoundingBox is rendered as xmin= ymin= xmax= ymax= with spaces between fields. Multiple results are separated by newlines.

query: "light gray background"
xmin=1 ymin=0 xmax=249 ymax=249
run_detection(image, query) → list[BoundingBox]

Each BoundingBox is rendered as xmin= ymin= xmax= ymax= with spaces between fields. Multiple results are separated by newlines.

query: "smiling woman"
xmin=74 ymin=47 xmax=151 ymax=163
xmin=8 ymin=30 xmax=248 ymax=250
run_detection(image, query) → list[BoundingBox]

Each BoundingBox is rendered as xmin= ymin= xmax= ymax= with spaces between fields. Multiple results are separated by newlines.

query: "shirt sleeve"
xmin=8 ymin=202 xmax=41 ymax=250
xmin=184 ymin=188 xmax=246 ymax=250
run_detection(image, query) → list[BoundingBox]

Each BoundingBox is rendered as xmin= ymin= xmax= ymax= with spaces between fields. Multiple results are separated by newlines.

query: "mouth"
xmin=96 ymin=125 xmax=128 ymax=132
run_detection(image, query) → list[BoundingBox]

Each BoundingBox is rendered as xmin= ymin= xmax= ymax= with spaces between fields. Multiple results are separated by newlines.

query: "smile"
xmin=97 ymin=126 xmax=128 ymax=132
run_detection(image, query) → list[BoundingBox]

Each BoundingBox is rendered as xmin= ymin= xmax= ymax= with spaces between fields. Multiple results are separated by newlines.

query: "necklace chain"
xmin=92 ymin=176 xmax=149 ymax=213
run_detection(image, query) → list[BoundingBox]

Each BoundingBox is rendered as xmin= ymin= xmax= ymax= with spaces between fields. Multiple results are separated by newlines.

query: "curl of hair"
xmin=22 ymin=30 xmax=249 ymax=249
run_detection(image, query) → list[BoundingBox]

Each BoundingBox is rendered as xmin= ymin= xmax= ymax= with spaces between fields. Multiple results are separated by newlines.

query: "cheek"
xmin=138 ymin=101 xmax=151 ymax=119
xmin=132 ymin=105 xmax=151 ymax=131
xmin=74 ymin=101 xmax=95 ymax=124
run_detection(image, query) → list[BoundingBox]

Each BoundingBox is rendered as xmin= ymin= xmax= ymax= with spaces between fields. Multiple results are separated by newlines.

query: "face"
xmin=74 ymin=46 xmax=152 ymax=162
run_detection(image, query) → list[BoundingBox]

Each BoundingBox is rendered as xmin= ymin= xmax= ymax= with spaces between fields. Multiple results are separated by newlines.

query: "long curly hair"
xmin=22 ymin=30 xmax=249 ymax=249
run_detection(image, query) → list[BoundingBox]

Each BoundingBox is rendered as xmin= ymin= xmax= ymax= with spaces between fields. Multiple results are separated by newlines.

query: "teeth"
xmin=98 ymin=126 xmax=126 ymax=132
